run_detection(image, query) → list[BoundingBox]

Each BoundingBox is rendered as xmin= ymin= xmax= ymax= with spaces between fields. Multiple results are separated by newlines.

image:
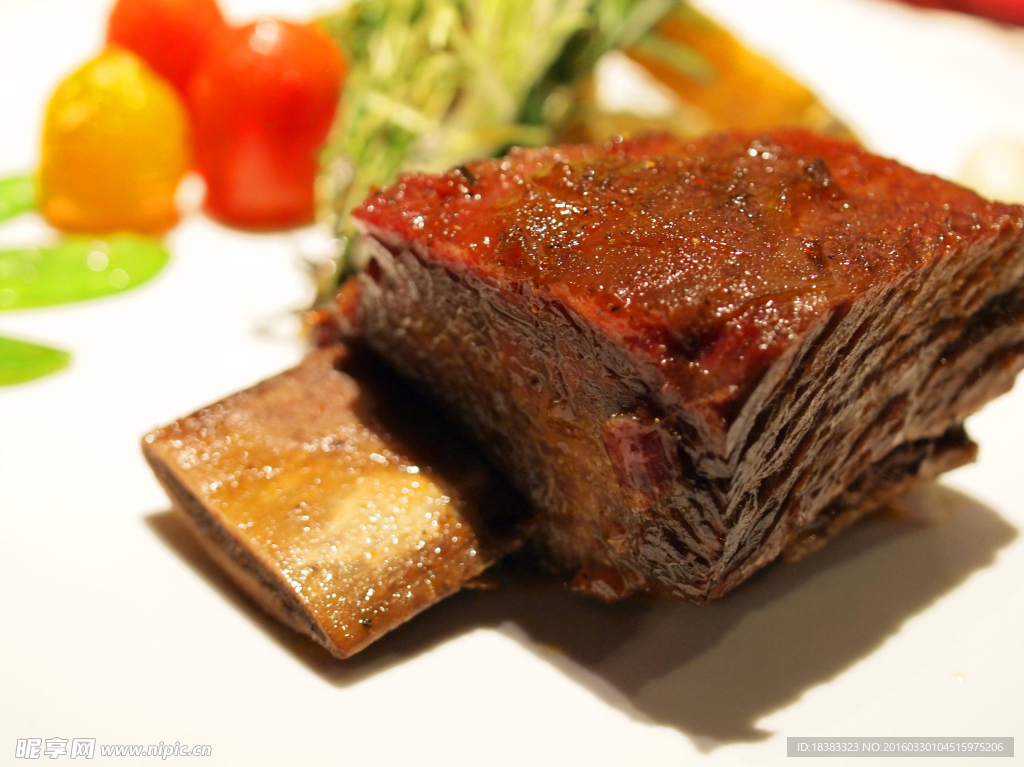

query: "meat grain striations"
xmin=343 ymin=129 xmax=1024 ymax=603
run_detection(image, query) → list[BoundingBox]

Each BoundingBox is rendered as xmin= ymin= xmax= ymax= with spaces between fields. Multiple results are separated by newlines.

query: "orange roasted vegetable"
xmin=39 ymin=49 xmax=191 ymax=234
xmin=628 ymin=6 xmax=852 ymax=138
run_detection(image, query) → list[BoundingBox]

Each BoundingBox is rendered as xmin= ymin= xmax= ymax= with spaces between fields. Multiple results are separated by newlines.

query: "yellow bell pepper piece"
xmin=39 ymin=48 xmax=191 ymax=234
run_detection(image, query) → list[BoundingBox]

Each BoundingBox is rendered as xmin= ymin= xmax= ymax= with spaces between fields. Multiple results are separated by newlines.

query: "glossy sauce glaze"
xmin=355 ymin=130 xmax=1019 ymax=413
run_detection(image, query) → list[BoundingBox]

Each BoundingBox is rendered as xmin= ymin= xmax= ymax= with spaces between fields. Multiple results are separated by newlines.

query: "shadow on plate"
xmin=146 ymin=482 xmax=1016 ymax=749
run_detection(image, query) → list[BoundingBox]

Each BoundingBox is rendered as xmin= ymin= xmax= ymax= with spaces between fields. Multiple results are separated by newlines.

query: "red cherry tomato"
xmin=188 ymin=19 xmax=345 ymax=230
xmin=107 ymin=0 xmax=227 ymax=94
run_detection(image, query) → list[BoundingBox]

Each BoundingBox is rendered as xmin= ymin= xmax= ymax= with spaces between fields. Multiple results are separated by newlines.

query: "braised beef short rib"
xmin=340 ymin=129 xmax=1024 ymax=603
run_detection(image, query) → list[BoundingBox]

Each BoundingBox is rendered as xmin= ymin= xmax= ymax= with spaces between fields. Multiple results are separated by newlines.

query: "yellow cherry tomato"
xmin=39 ymin=48 xmax=191 ymax=234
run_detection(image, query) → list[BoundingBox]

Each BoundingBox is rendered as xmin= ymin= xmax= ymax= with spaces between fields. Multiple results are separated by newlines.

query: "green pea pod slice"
xmin=0 ymin=234 xmax=169 ymax=310
xmin=0 ymin=335 xmax=70 ymax=385
xmin=0 ymin=175 xmax=36 ymax=223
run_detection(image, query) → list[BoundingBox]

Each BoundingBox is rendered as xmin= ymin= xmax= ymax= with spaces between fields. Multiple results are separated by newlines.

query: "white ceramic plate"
xmin=1 ymin=1 xmax=1022 ymax=765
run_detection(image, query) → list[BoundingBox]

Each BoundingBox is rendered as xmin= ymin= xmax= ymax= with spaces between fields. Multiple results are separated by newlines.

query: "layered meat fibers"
xmin=342 ymin=129 xmax=1024 ymax=603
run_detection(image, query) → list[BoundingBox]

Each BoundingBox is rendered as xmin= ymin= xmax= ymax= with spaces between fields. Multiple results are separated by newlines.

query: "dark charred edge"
xmin=142 ymin=443 xmax=343 ymax=657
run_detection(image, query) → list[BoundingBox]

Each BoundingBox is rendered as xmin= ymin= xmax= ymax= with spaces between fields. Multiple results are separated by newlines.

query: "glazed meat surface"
xmin=344 ymin=129 xmax=1024 ymax=602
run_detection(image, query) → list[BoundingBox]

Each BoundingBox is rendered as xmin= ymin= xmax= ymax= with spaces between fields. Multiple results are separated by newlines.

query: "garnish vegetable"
xmin=0 ymin=176 xmax=36 ymax=224
xmin=39 ymin=49 xmax=191 ymax=235
xmin=107 ymin=0 xmax=228 ymax=95
xmin=0 ymin=336 xmax=71 ymax=386
xmin=0 ymin=235 xmax=170 ymax=311
xmin=189 ymin=19 xmax=346 ymax=230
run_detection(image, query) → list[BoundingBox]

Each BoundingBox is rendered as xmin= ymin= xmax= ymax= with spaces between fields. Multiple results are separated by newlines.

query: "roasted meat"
xmin=143 ymin=345 xmax=524 ymax=658
xmin=341 ymin=129 xmax=1024 ymax=603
